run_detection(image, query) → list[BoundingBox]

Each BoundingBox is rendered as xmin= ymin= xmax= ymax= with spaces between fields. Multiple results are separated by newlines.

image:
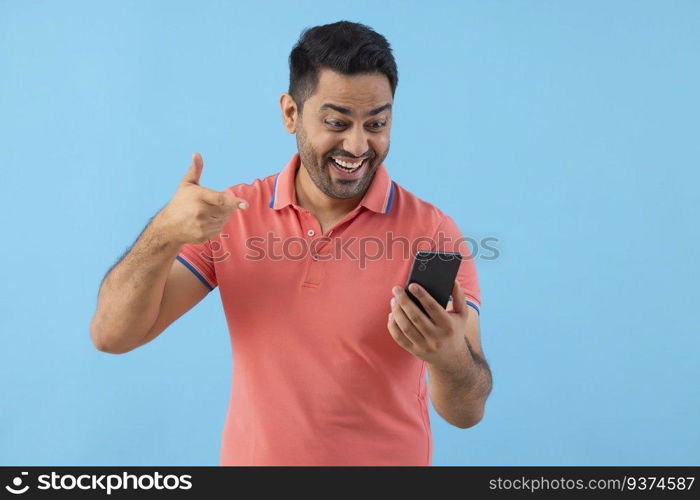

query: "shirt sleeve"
xmin=433 ymin=214 xmax=482 ymax=315
xmin=176 ymin=239 xmax=218 ymax=291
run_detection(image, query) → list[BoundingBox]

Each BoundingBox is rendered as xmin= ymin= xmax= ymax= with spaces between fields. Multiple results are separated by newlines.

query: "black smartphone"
xmin=404 ymin=250 xmax=463 ymax=316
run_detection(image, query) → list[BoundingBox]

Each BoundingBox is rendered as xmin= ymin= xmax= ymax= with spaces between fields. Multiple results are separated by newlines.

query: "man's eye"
xmin=369 ymin=121 xmax=387 ymax=129
xmin=326 ymin=120 xmax=345 ymax=128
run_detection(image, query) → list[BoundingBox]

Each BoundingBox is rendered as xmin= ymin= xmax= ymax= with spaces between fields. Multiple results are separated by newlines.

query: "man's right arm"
xmin=89 ymin=153 xmax=247 ymax=354
xmin=89 ymin=212 xmax=202 ymax=354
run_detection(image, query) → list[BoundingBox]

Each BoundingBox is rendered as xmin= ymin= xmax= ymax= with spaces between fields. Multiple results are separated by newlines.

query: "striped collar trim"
xmin=269 ymin=152 xmax=395 ymax=214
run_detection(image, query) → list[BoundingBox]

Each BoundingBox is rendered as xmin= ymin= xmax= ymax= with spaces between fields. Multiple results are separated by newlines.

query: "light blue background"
xmin=1 ymin=0 xmax=698 ymax=466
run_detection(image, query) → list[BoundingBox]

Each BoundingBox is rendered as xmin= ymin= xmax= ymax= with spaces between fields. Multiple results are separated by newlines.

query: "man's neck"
xmin=295 ymin=162 xmax=362 ymax=220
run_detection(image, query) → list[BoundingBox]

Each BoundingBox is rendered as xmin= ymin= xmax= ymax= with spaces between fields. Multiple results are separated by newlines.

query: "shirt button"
xmin=307 ymin=229 xmax=315 ymax=236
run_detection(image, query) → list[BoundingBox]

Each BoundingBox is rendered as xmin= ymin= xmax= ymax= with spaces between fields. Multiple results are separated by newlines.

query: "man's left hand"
xmin=387 ymin=280 xmax=472 ymax=370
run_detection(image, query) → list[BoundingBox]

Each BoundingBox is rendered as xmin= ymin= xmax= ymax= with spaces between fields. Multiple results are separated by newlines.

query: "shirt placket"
xmin=298 ymin=209 xmax=324 ymax=287
xmin=296 ymin=205 xmax=362 ymax=287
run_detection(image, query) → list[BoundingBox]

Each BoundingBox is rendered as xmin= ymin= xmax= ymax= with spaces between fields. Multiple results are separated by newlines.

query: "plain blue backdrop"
xmin=1 ymin=0 xmax=698 ymax=466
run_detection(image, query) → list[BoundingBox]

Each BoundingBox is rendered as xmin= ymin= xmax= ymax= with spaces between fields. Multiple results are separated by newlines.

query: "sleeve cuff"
xmin=176 ymin=255 xmax=215 ymax=291
xmin=465 ymin=300 xmax=480 ymax=315
xmin=447 ymin=297 xmax=481 ymax=315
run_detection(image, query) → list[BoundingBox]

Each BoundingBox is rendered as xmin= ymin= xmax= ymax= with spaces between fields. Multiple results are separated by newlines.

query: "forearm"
xmin=90 ymin=212 xmax=182 ymax=353
xmin=427 ymin=341 xmax=492 ymax=428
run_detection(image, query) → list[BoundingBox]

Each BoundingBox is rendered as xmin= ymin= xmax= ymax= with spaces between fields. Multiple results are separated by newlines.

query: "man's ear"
xmin=279 ymin=93 xmax=299 ymax=133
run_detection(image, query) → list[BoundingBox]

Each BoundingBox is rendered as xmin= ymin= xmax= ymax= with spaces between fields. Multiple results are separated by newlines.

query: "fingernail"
xmin=390 ymin=297 xmax=396 ymax=307
xmin=238 ymin=201 xmax=248 ymax=209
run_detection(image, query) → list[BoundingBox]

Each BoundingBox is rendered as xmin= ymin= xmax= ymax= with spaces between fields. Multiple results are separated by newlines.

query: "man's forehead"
xmin=311 ymin=68 xmax=393 ymax=111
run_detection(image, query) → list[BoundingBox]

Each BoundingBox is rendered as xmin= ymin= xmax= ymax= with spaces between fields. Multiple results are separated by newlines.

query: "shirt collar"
xmin=269 ymin=152 xmax=395 ymax=214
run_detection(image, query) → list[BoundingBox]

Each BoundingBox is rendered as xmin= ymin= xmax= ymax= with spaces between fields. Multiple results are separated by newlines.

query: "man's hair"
xmin=288 ymin=20 xmax=398 ymax=113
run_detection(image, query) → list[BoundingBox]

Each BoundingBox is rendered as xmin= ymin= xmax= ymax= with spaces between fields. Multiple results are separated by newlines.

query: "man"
xmin=90 ymin=20 xmax=492 ymax=466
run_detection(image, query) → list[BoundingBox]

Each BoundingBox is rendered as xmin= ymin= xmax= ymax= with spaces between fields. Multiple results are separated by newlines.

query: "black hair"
xmin=288 ymin=20 xmax=398 ymax=113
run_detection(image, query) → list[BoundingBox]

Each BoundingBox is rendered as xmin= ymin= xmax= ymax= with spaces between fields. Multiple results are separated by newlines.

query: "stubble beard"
xmin=295 ymin=124 xmax=389 ymax=200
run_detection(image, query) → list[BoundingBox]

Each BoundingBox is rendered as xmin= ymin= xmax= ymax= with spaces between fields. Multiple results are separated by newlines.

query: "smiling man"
xmin=90 ymin=20 xmax=492 ymax=466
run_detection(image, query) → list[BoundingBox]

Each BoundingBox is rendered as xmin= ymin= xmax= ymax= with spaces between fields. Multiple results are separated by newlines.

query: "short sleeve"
xmin=433 ymin=214 xmax=482 ymax=315
xmin=176 ymin=239 xmax=218 ymax=291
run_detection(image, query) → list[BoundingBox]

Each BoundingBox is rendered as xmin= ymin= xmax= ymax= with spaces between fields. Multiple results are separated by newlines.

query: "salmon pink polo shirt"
xmin=175 ymin=152 xmax=482 ymax=466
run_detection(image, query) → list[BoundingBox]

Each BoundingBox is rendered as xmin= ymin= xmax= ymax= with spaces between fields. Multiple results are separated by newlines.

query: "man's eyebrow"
xmin=319 ymin=103 xmax=392 ymax=117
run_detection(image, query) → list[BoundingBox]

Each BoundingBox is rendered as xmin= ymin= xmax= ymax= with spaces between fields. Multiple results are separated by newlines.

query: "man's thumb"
xmin=182 ymin=152 xmax=204 ymax=185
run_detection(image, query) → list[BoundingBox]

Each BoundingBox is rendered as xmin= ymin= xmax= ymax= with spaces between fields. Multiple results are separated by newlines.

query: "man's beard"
xmin=295 ymin=125 xmax=389 ymax=200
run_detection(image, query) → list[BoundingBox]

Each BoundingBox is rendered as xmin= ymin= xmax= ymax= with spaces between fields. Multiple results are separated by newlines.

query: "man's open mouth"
xmin=330 ymin=156 xmax=365 ymax=172
xmin=327 ymin=156 xmax=370 ymax=179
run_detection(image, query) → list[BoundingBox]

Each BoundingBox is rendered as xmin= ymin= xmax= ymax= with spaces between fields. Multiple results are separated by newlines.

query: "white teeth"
xmin=332 ymin=157 xmax=363 ymax=169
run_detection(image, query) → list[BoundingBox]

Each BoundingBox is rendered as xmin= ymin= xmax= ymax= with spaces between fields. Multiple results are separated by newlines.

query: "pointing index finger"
xmin=200 ymin=188 xmax=248 ymax=212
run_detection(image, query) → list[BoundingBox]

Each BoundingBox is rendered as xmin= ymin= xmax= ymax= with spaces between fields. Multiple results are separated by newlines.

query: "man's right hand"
xmin=155 ymin=152 xmax=248 ymax=245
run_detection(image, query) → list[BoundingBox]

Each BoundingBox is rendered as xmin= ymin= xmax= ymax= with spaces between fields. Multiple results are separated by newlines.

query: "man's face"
xmin=294 ymin=68 xmax=393 ymax=200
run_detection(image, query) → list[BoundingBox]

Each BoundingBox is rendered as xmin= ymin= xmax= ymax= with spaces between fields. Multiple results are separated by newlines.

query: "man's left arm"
xmin=388 ymin=280 xmax=492 ymax=429
xmin=428 ymin=292 xmax=492 ymax=428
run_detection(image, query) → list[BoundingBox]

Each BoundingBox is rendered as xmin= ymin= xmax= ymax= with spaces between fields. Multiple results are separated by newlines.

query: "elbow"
xmin=453 ymin=414 xmax=483 ymax=429
xmin=451 ymin=406 xmax=485 ymax=429
xmin=89 ymin=317 xmax=131 ymax=355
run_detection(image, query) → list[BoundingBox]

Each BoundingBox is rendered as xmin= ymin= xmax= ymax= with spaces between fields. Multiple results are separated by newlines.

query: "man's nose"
xmin=343 ymin=126 xmax=370 ymax=158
